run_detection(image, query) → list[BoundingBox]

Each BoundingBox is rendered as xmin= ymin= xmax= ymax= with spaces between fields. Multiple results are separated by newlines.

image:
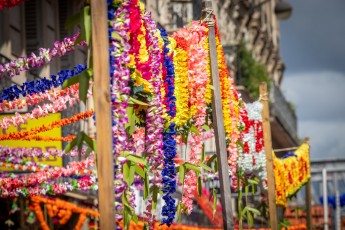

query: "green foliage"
xmin=236 ymin=42 xmax=270 ymax=99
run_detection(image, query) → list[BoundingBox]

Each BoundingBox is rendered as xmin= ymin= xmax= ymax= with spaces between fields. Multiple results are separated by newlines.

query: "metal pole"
xmin=334 ymin=174 xmax=340 ymax=230
xmin=322 ymin=168 xmax=329 ymax=230
xmin=202 ymin=1 xmax=234 ymax=229
xmin=91 ymin=0 xmax=116 ymax=229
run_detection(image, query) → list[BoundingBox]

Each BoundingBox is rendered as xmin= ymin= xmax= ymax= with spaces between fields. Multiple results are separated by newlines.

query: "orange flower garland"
xmin=19 ymin=135 xmax=76 ymax=142
xmin=31 ymin=196 xmax=99 ymax=230
xmin=0 ymin=110 xmax=93 ymax=140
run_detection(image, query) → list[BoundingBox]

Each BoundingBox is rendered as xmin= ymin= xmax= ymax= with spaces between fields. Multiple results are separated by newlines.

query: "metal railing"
xmin=270 ymin=83 xmax=298 ymax=143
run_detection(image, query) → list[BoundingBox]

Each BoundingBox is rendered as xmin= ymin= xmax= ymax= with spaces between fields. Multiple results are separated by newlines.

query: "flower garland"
xmin=0 ymin=83 xmax=80 ymax=113
xmin=0 ymin=109 xmax=93 ymax=140
xmin=173 ymin=22 xmax=210 ymax=214
xmin=109 ymin=0 xmax=132 ymax=223
xmin=0 ymin=175 xmax=97 ymax=198
xmin=0 ymin=146 xmax=92 ymax=159
xmin=274 ymin=143 xmax=310 ymax=207
xmin=237 ymin=101 xmax=267 ymax=189
xmin=0 ymin=157 xmax=94 ymax=190
xmin=17 ymin=135 xmax=76 ymax=142
xmin=0 ymin=64 xmax=86 ymax=102
xmin=159 ymin=28 xmax=177 ymax=226
xmin=0 ymin=33 xmax=86 ymax=78
xmin=31 ymin=196 xmax=99 ymax=227
xmin=0 ymin=0 xmax=25 ymax=10
xmin=214 ymin=21 xmax=242 ymax=189
xmin=0 ymin=81 xmax=93 ymax=130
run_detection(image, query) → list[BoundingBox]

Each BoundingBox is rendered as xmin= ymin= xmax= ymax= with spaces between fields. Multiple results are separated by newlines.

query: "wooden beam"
xmin=260 ymin=82 xmax=278 ymax=230
xmin=91 ymin=0 xmax=115 ymax=229
xmin=202 ymin=1 xmax=234 ymax=229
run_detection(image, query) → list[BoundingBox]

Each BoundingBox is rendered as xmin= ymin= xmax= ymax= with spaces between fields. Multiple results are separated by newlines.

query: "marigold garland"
xmin=274 ymin=143 xmax=311 ymax=207
xmin=0 ymin=110 xmax=93 ymax=140
xmin=18 ymin=135 xmax=76 ymax=142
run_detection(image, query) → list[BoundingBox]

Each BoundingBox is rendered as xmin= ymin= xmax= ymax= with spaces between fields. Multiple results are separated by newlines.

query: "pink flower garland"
xmin=0 ymin=33 xmax=86 ymax=78
xmin=0 ymin=0 xmax=26 ymax=10
xmin=0 ymin=146 xmax=93 ymax=159
xmin=0 ymin=82 xmax=92 ymax=130
xmin=0 ymin=84 xmax=80 ymax=113
xmin=0 ymin=175 xmax=96 ymax=198
xmin=173 ymin=22 xmax=209 ymax=214
xmin=0 ymin=156 xmax=94 ymax=190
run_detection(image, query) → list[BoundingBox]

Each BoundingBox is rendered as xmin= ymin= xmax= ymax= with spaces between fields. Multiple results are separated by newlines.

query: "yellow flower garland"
xmin=274 ymin=143 xmax=311 ymax=207
xmin=172 ymin=47 xmax=189 ymax=126
xmin=203 ymin=33 xmax=212 ymax=105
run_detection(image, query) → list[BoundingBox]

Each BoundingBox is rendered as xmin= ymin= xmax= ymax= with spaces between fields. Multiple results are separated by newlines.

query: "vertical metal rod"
xmin=91 ymin=0 xmax=116 ymax=229
xmin=202 ymin=1 xmax=234 ymax=229
xmin=334 ymin=174 xmax=340 ymax=230
xmin=260 ymin=82 xmax=278 ymax=230
xmin=305 ymin=138 xmax=312 ymax=230
xmin=322 ymin=168 xmax=329 ymax=230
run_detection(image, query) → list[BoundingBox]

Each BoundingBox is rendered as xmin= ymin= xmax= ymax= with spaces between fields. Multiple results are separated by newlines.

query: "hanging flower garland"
xmin=30 ymin=195 xmax=99 ymax=228
xmin=0 ymin=0 xmax=25 ymax=10
xmin=0 ymin=83 xmax=80 ymax=113
xmin=0 ymin=175 xmax=97 ymax=198
xmin=173 ymin=21 xmax=210 ymax=214
xmin=0 ymin=146 xmax=92 ymax=159
xmin=0 ymin=64 xmax=86 ymax=102
xmin=237 ymin=101 xmax=267 ymax=189
xmin=274 ymin=143 xmax=310 ymax=207
xmin=18 ymin=135 xmax=76 ymax=142
xmin=0 ymin=156 xmax=94 ymax=190
xmin=159 ymin=28 xmax=177 ymax=226
xmin=214 ymin=21 xmax=243 ymax=189
xmin=0 ymin=109 xmax=93 ymax=140
xmin=0 ymin=82 xmax=92 ymax=130
xmin=0 ymin=33 xmax=86 ymax=78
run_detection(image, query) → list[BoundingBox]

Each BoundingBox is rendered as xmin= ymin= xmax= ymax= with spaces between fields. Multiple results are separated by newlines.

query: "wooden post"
xmin=260 ymin=82 xmax=278 ymax=230
xmin=91 ymin=1 xmax=115 ymax=229
xmin=305 ymin=138 xmax=312 ymax=230
xmin=202 ymin=1 xmax=234 ymax=229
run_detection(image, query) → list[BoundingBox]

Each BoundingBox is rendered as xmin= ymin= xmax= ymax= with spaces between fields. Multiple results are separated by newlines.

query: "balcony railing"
xmin=270 ymin=83 xmax=298 ymax=144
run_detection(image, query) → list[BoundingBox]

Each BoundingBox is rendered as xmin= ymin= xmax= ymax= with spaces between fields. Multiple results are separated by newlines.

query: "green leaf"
xmin=126 ymin=105 xmax=135 ymax=135
xmin=76 ymin=132 xmax=84 ymax=153
xmin=128 ymin=97 xmax=149 ymax=106
xmin=184 ymin=162 xmax=201 ymax=174
xmin=143 ymin=172 xmax=149 ymax=200
xmin=176 ymin=202 xmax=182 ymax=222
xmin=213 ymin=188 xmax=217 ymax=213
xmin=201 ymin=143 xmax=205 ymax=162
xmin=179 ymin=164 xmax=186 ymax=185
xmin=202 ymin=124 xmax=210 ymax=131
xmin=152 ymin=186 xmax=159 ymax=212
xmin=199 ymin=163 xmax=212 ymax=172
xmin=210 ymin=85 xmax=214 ymax=90
xmin=189 ymin=125 xmax=199 ymax=135
xmin=198 ymin=176 xmax=202 ymax=197
xmin=128 ymin=163 xmax=135 ymax=186
xmin=62 ymin=75 xmax=79 ymax=89
xmin=79 ymin=69 xmax=91 ymax=105
xmin=214 ymin=159 xmax=218 ymax=172
xmin=132 ymin=213 xmax=138 ymax=224
xmin=143 ymin=223 xmax=149 ymax=230
xmin=134 ymin=164 xmax=145 ymax=178
xmin=126 ymin=154 xmax=146 ymax=166
xmin=207 ymin=154 xmax=217 ymax=166
xmin=245 ymin=184 xmax=249 ymax=198
xmin=247 ymin=211 xmax=254 ymax=227
xmin=123 ymin=162 xmax=130 ymax=186
xmin=248 ymin=179 xmax=259 ymax=185
xmin=82 ymin=5 xmax=91 ymax=45
xmin=82 ymin=132 xmax=94 ymax=150
xmin=64 ymin=137 xmax=78 ymax=153
xmin=247 ymin=207 xmax=261 ymax=216
xmin=85 ymin=147 xmax=93 ymax=158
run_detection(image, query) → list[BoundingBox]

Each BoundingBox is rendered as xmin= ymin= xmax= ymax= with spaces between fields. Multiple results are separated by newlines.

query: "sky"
xmin=280 ymin=0 xmax=345 ymax=160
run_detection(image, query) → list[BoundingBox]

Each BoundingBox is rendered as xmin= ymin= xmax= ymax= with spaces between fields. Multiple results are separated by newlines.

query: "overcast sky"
xmin=280 ymin=0 xmax=345 ymax=160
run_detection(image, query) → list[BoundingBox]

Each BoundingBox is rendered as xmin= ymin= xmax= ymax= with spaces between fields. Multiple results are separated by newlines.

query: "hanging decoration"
xmin=0 ymin=0 xmax=25 ymax=10
xmin=274 ymin=143 xmax=310 ymax=207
